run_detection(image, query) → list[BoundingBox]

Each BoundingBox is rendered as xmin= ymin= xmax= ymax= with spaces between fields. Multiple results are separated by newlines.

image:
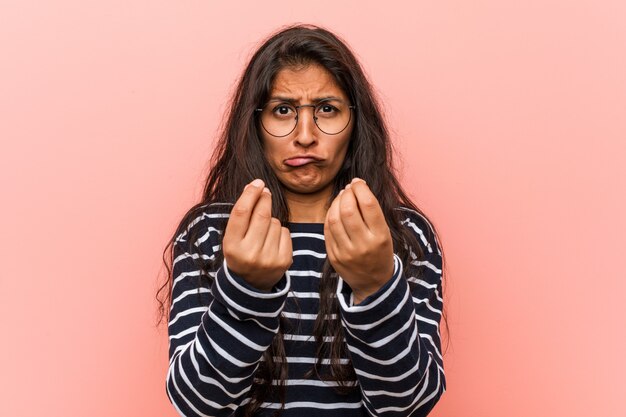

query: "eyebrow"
xmin=267 ymin=95 xmax=346 ymax=104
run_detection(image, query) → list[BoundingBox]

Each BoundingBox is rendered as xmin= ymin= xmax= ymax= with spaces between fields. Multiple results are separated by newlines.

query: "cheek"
xmin=261 ymin=138 xmax=280 ymax=163
xmin=263 ymin=143 xmax=288 ymax=176
xmin=333 ymin=135 xmax=352 ymax=163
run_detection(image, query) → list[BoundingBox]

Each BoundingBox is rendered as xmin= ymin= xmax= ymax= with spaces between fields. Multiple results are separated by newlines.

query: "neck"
xmin=285 ymin=186 xmax=333 ymax=223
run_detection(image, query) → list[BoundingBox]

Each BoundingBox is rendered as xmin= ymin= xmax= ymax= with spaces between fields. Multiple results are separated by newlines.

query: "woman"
xmin=157 ymin=24 xmax=447 ymax=417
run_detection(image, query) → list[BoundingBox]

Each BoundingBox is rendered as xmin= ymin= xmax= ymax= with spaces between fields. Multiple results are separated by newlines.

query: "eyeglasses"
xmin=255 ymin=99 xmax=356 ymax=137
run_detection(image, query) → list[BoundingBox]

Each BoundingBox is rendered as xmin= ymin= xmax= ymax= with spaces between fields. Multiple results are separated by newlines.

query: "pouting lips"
xmin=285 ymin=157 xmax=319 ymax=167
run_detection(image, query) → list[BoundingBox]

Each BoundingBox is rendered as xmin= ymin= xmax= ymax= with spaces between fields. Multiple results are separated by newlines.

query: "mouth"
xmin=284 ymin=156 xmax=322 ymax=167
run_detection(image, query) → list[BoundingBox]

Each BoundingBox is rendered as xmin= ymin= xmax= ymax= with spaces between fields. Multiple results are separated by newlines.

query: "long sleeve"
xmin=336 ymin=208 xmax=445 ymax=416
xmin=165 ymin=211 xmax=291 ymax=417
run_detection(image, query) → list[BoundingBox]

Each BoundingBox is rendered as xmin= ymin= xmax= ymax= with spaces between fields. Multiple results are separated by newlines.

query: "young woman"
xmin=157 ymin=24 xmax=447 ymax=417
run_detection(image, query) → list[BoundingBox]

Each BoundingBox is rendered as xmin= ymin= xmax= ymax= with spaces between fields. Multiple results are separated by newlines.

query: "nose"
xmin=294 ymin=105 xmax=317 ymax=147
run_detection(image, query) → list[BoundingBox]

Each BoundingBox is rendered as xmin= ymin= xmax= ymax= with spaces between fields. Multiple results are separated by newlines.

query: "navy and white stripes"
xmin=166 ymin=204 xmax=445 ymax=416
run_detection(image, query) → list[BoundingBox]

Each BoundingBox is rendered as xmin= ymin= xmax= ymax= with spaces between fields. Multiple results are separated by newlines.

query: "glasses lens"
xmin=259 ymin=100 xmax=352 ymax=136
xmin=259 ymin=104 xmax=297 ymax=137
xmin=314 ymin=101 xmax=351 ymax=135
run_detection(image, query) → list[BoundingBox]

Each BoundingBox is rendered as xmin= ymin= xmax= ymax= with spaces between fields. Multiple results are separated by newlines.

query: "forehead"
xmin=270 ymin=64 xmax=347 ymax=99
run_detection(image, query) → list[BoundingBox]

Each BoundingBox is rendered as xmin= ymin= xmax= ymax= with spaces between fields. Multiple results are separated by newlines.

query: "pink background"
xmin=1 ymin=1 xmax=625 ymax=416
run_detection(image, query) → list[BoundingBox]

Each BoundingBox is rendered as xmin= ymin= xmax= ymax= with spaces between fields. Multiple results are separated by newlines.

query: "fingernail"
xmin=251 ymin=179 xmax=264 ymax=188
xmin=339 ymin=189 xmax=345 ymax=196
xmin=345 ymin=184 xmax=352 ymax=190
xmin=262 ymin=187 xmax=271 ymax=194
xmin=352 ymin=177 xmax=365 ymax=184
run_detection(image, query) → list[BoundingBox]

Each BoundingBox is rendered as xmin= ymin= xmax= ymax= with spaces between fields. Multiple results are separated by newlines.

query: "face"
xmin=259 ymin=63 xmax=354 ymax=200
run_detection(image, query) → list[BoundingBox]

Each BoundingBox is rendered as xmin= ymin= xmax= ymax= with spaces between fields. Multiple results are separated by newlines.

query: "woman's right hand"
xmin=222 ymin=179 xmax=293 ymax=292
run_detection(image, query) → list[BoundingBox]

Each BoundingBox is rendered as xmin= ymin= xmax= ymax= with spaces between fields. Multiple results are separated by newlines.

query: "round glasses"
xmin=255 ymin=99 xmax=356 ymax=137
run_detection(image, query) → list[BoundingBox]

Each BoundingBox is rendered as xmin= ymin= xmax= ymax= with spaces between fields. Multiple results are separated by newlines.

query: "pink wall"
xmin=1 ymin=1 xmax=624 ymax=416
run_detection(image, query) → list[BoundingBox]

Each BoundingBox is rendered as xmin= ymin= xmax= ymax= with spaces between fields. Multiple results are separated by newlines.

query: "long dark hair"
xmin=157 ymin=23 xmax=448 ymax=416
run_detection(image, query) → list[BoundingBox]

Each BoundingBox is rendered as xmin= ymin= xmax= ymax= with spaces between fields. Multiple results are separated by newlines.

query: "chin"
xmin=281 ymin=177 xmax=331 ymax=195
xmin=285 ymin=183 xmax=322 ymax=195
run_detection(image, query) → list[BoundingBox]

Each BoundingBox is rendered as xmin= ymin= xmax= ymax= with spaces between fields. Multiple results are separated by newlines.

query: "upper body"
xmin=166 ymin=203 xmax=445 ymax=417
xmin=159 ymin=24 xmax=447 ymax=416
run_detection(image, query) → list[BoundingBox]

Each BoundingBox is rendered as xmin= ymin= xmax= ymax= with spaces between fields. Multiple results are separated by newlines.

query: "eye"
xmin=272 ymin=104 xmax=295 ymax=118
xmin=316 ymin=103 xmax=339 ymax=117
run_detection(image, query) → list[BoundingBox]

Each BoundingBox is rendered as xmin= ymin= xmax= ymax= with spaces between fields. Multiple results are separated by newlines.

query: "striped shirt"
xmin=166 ymin=204 xmax=445 ymax=416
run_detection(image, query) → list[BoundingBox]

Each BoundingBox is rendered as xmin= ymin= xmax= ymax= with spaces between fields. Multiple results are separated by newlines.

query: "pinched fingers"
xmin=243 ymin=187 xmax=273 ymax=244
xmin=262 ymin=217 xmax=283 ymax=256
xmin=223 ymin=180 xmax=292 ymax=291
xmin=325 ymin=190 xmax=352 ymax=252
xmin=323 ymin=215 xmax=338 ymax=266
xmin=277 ymin=225 xmax=293 ymax=270
xmin=324 ymin=179 xmax=395 ymax=299
xmin=348 ymin=178 xmax=387 ymax=233
xmin=225 ymin=179 xmax=266 ymax=241
xmin=338 ymin=185 xmax=367 ymax=241
xmin=259 ymin=217 xmax=292 ymax=274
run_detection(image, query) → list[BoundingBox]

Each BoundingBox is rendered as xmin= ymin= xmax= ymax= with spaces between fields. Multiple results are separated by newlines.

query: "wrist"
xmin=354 ymin=265 xmax=395 ymax=303
xmin=352 ymin=283 xmax=384 ymax=305
xmin=223 ymin=259 xmax=287 ymax=295
xmin=342 ymin=254 xmax=399 ymax=306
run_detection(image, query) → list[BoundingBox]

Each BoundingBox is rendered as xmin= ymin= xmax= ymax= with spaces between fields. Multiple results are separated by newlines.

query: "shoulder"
xmin=173 ymin=202 xmax=233 ymax=255
xmin=394 ymin=206 xmax=442 ymax=257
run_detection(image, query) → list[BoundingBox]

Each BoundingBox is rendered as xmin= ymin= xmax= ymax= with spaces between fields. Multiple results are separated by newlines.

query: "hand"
xmin=324 ymin=178 xmax=395 ymax=304
xmin=222 ymin=179 xmax=293 ymax=292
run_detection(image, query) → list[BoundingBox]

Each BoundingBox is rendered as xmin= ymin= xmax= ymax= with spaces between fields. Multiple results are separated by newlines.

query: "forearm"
xmin=167 ymin=261 xmax=290 ymax=416
xmin=338 ymin=255 xmax=445 ymax=416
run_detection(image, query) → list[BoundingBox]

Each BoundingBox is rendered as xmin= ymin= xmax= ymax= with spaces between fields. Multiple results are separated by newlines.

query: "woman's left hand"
xmin=324 ymin=178 xmax=395 ymax=304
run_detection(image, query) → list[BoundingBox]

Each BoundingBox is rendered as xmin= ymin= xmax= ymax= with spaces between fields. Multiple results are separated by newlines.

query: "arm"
xmin=337 ymin=209 xmax=445 ymax=416
xmin=165 ymin=210 xmax=291 ymax=417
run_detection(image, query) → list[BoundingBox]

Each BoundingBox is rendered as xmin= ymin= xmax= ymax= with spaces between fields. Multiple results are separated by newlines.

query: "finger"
xmin=323 ymin=217 xmax=337 ymax=265
xmin=243 ymin=187 xmax=272 ymax=244
xmin=278 ymin=226 xmax=293 ymax=269
xmin=225 ymin=179 xmax=265 ymax=241
xmin=261 ymin=217 xmax=282 ymax=255
xmin=339 ymin=185 xmax=368 ymax=241
xmin=349 ymin=178 xmax=386 ymax=233
xmin=326 ymin=190 xmax=352 ymax=250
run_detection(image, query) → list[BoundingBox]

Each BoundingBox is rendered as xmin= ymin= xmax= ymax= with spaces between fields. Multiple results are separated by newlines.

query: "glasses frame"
xmin=255 ymin=102 xmax=356 ymax=137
